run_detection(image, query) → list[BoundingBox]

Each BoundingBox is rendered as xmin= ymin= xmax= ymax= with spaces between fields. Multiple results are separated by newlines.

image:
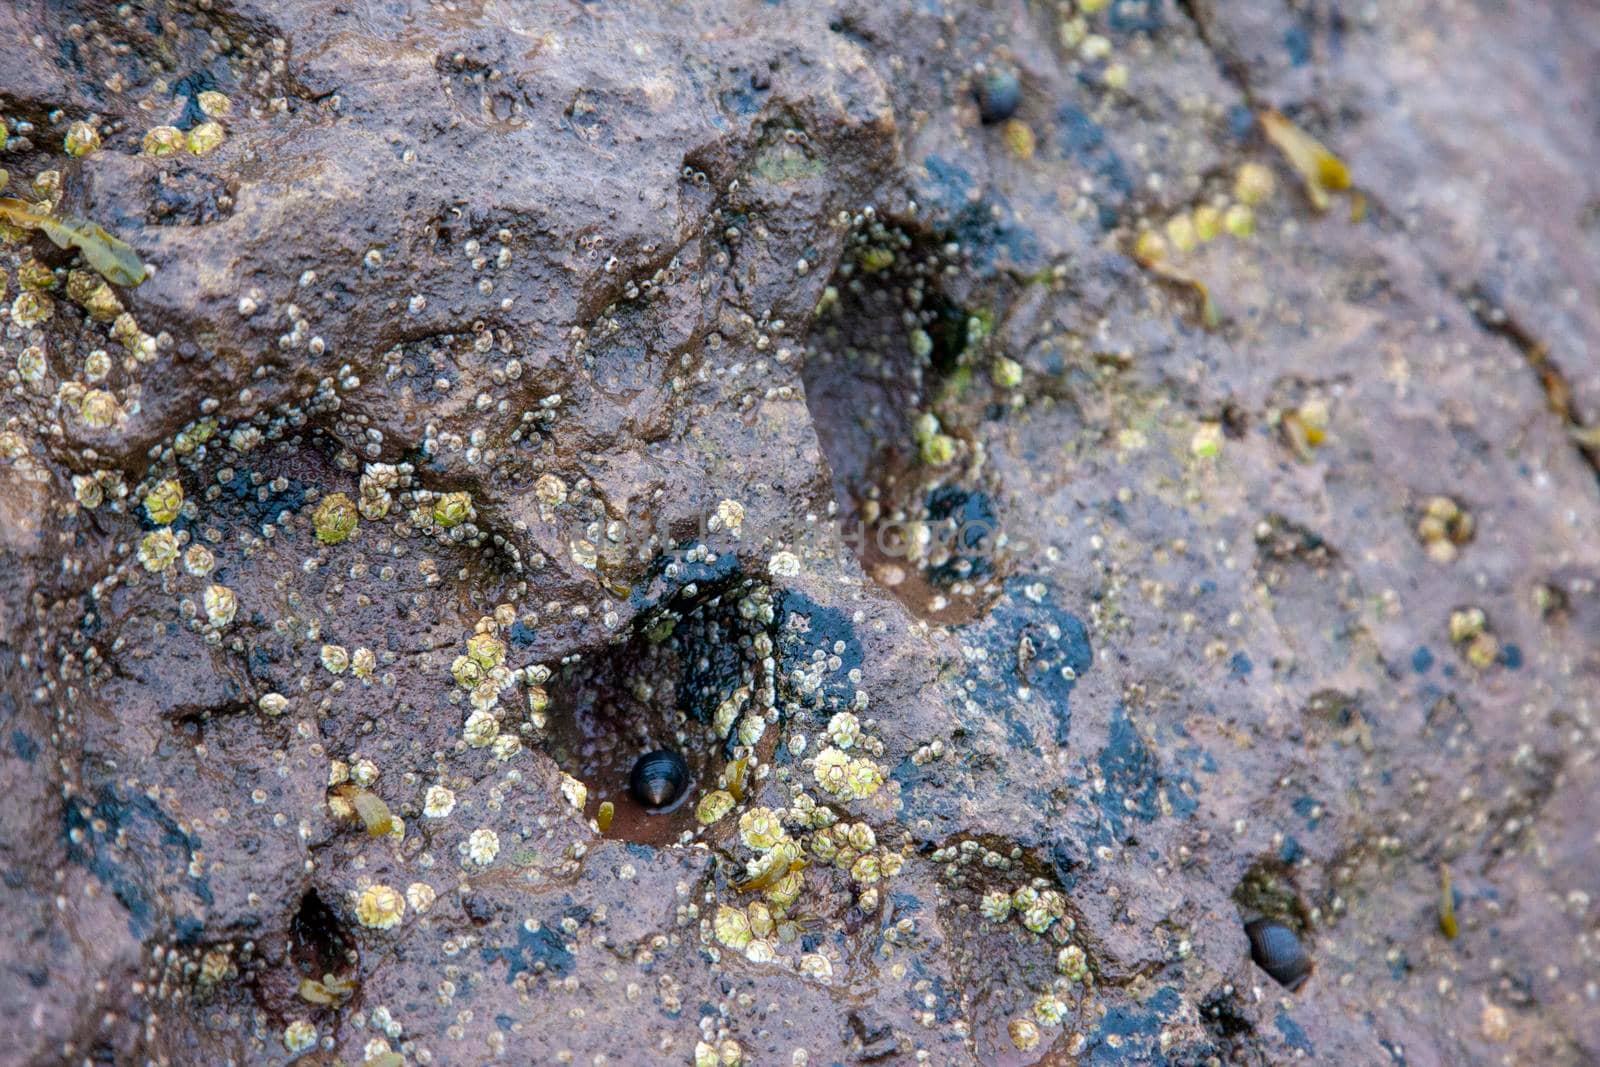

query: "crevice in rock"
xmin=1459 ymin=285 xmax=1600 ymax=487
xmin=798 ymin=214 xmax=1013 ymax=625
xmin=544 ymin=568 xmax=779 ymax=845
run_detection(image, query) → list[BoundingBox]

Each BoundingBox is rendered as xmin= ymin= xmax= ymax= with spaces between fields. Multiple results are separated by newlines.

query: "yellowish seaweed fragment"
xmin=348 ymin=788 xmax=394 ymax=837
xmin=0 ymin=198 xmax=148 ymax=287
xmin=1439 ymin=864 xmax=1458 ymax=940
xmin=1259 ymin=110 xmax=1350 ymax=212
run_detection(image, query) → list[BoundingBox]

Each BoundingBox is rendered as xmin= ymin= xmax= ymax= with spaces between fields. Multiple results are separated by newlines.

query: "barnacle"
xmin=312 ymin=493 xmax=359 ymax=544
xmin=355 ymin=884 xmax=405 ymax=929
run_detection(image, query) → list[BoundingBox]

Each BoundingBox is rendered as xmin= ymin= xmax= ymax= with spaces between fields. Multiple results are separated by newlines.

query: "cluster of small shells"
xmin=1415 ymin=494 xmax=1475 ymax=563
xmin=1448 ymin=606 xmax=1501 ymax=669
xmin=1134 ymin=162 xmax=1277 ymax=266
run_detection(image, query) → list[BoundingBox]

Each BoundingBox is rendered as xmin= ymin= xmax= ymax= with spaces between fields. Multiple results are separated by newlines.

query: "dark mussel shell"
xmin=629 ymin=749 xmax=689 ymax=810
xmin=1244 ymin=918 xmax=1312 ymax=991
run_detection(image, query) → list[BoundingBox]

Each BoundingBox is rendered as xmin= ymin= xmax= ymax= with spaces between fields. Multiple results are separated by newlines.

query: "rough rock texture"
xmin=1 ymin=1 xmax=1597 ymax=1065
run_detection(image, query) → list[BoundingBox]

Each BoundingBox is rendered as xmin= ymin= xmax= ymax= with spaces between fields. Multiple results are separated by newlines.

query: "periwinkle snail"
xmin=629 ymin=749 xmax=689 ymax=810
xmin=975 ymin=65 xmax=1022 ymax=124
xmin=1244 ymin=918 xmax=1312 ymax=991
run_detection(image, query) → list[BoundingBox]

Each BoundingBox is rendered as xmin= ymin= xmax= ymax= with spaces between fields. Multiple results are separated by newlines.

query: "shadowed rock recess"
xmin=2 ymin=1 xmax=1598 ymax=1064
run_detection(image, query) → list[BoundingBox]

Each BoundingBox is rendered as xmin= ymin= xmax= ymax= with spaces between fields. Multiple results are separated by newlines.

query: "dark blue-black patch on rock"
xmin=957 ymin=576 xmax=1092 ymax=753
xmin=483 ymin=922 xmax=574 ymax=983
xmin=1275 ymin=1011 xmax=1315 ymax=1054
xmin=1054 ymin=105 xmax=1133 ymax=227
xmin=923 ymin=485 xmax=998 ymax=587
xmin=64 ymin=787 xmax=209 ymax=940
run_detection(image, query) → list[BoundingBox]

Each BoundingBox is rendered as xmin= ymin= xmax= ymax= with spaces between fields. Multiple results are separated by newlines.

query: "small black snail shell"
xmin=1244 ymin=919 xmax=1312 ymax=991
xmin=975 ymin=66 xmax=1022 ymax=125
xmin=629 ymin=750 xmax=689 ymax=810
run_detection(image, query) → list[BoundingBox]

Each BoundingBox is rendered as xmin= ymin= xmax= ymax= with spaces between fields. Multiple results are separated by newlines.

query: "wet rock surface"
xmin=1 ymin=1 xmax=1597 ymax=1065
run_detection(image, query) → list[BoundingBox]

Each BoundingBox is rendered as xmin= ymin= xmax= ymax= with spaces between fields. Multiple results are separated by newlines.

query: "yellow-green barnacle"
xmin=467 ymin=827 xmax=500 ymax=865
xmin=466 ymin=632 xmax=506 ymax=670
xmin=355 ymin=884 xmax=406 ymax=929
xmin=283 ymin=1019 xmax=318 ymax=1054
xmin=258 ymin=692 xmax=289 ymax=716
xmin=858 ymin=246 xmax=895 ymax=272
xmin=451 ymin=654 xmax=483 ymax=688
xmin=1008 ymin=1018 xmax=1041 ymax=1052
xmin=1011 ymin=884 xmax=1040 ymax=915
xmin=746 ymin=902 xmax=776 ymax=939
xmin=991 ymin=356 xmax=1024 ymax=389
xmin=850 ymin=852 xmax=881 ymax=885
xmin=740 ymin=837 xmax=801 ymax=892
xmin=1056 ymin=944 xmax=1089 ymax=982
xmin=78 ymin=388 xmax=120 ymax=428
xmin=1034 ymin=993 xmax=1069 ymax=1026
xmin=11 ymin=290 xmax=54 ymax=327
xmin=350 ymin=757 xmax=379 ymax=787
xmin=143 ymin=478 xmax=184 ymax=524
xmin=712 ymin=687 xmax=748 ymax=738
xmin=533 ymin=473 xmax=567 ymax=506
xmin=797 ymin=953 xmax=833 ymax=981
xmin=911 ymin=411 xmax=958 ymax=467
xmin=1021 ymin=888 xmax=1065 ymax=934
xmin=183 ymin=545 xmax=215 ymax=577
xmin=312 ymin=492 xmax=359 ymax=544
xmin=186 ymin=121 xmax=225 ymax=156
xmin=424 ymin=785 xmax=456 ymax=818
xmin=844 ymin=757 xmax=884 ymax=800
xmin=468 ymin=678 xmax=501 ymax=713
xmin=807 ymin=829 xmax=839 ymax=864
xmin=357 ymin=485 xmax=392 ymax=521
xmin=63 ymin=120 xmax=101 ymax=157
xmin=1164 ymin=213 xmax=1199 ymax=254
xmin=203 ymin=584 xmax=238 ymax=627
xmin=321 ymin=644 xmax=349 ymax=673
xmin=1233 ymin=161 xmax=1276 ymax=206
xmin=908 ymin=327 xmax=933 ymax=360
xmin=696 ymin=789 xmax=736 ymax=825
xmin=766 ymin=869 xmax=805 ymax=912
xmin=137 ymin=527 xmax=180 ymax=572
xmin=713 ymin=904 xmax=754 ymax=950
xmin=462 ymin=709 xmax=499 ymax=748
xmin=197 ymin=90 xmax=232 ymax=118
xmin=559 ymin=772 xmax=588 ymax=811
xmin=173 ymin=418 xmax=216 ymax=456
xmin=16 ymin=346 xmax=46 ymax=384
xmin=351 ymin=647 xmax=376 ymax=680
xmin=845 ymin=821 xmax=876 ymax=851
xmin=735 ymin=713 xmax=766 ymax=747
xmin=72 ymin=474 xmax=103 ymax=509
xmin=18 ymin=260 xmax=56 ymax=291
xmin=82 ymin=349 xmax=111 ymax=382
xmin=812 ymin=746 xmax=852 ymax=797
xmin=433 ymin=491 xmax=473 ymax=528
xmin=738 ymin=807 xmax=785 ymax=852
xmin=980 ymin=889 xmax=1013 ymax=923
xmin=1449 ymin=606 xmax=1486 ymax=644
xmin=1223 ymin=203 xmax=1255 ymax=238
xmin=141 ymin=125 xmax=185 ymax=157
xmin=58 ymin=381 xmax=87 ymax=413
xmin=880 ymin=850 xmax=905 ymax=878
xmin=491 ymin=734 xmax=522 ymax=760
xmin=526 ymin=686 xmax=550 ymax=714
xmin=825 ymin=711 xmax=861 ymax=750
